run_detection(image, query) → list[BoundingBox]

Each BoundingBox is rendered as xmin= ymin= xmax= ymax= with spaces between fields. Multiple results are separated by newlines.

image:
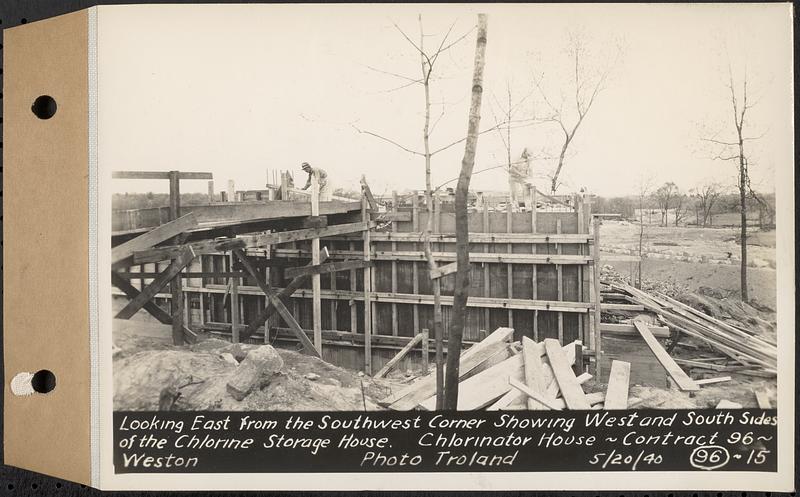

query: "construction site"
xmin=110 ymin=168 xmax=778 ymax=413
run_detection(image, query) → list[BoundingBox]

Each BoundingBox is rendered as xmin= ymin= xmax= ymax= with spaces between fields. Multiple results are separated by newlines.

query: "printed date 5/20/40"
xmin=589 ymin=449 xmax=664 ymax=470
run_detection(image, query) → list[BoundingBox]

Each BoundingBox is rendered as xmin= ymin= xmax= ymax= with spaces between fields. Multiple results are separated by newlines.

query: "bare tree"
xmin=673 ymin=192 xmax=689 ymax=227
xmin=446 ymin=13 xmax=488 ymax=410
xmin=652 ymin=182 xmax=678 ymax=226
xmin=534 ymin=33 xmax=619 ymax=193
xmin=691 ymin=181 xmax=724 ymax=227
xmin=701 ymin=62 xmax=763 ymax=302
xmin=634 ymin=176 xmax=654 ymax=288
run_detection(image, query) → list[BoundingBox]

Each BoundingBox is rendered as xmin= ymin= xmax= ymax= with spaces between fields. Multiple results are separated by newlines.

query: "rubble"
xmin=225 ymin=345 xmax=285 ymax=401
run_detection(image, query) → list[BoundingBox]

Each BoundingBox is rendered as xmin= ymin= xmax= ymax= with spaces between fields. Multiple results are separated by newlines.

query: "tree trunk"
xmin=739 ymin=152 xmax=748 ymax=302
xmin=417 ymin=15 xmax=445 ymax=409
xmin=445 ymin=13 xmax=488 ymax=410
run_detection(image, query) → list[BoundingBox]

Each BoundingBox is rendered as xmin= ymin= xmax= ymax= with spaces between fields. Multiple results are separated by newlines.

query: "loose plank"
xmin=604 ymin=360 xmax=631 ymax=410
xmin=754 ymin=390 xmax=772 ymax=409
xmin=508 ymin=377 xmax=562 ymax=410
xmin=634 ymin=320 xmax=700 ymax=391
xmin=544 ymin=338 xmax=591 ymax=409
xmin=522 ymin=336 xmax=549 ymax=410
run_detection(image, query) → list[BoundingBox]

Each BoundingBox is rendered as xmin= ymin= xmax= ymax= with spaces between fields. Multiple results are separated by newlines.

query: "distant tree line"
xmin=593 ymin=182 xmax=775 ymax=230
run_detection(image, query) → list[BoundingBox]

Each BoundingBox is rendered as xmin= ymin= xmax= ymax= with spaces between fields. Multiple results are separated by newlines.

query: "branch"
xmin=351 ymin=124 xmax=423 ymax=156
xmin=362 ymin=64 xmax=422 ymax=85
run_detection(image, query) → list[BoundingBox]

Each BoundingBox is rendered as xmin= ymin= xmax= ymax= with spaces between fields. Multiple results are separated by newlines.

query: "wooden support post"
xmin=412 ymin=195 xmax=420 ymax=337
xmin=421 ymin=328 xmax=430 ymax=372
xmin=592 ymin=215 xmax=603 ymax=377
xmin=207 ymin=180 xmax=215 ymax=203
xmin=330 ymin=270 xmax=337 ymax=331
xmin=230 ymin=252 xmax=240 ymax=343
xmin=311 ymin=174 xmax=322 ymax=354
xmin=167 ymin=170 xmax=184 ymax=345
xmin=556 ymin=218 xmax=564 ymax=343
xmin=391 ymin=191 xmax=398 ymax=336
xmin=349 ymin=241 xmax=358 ymax=333
xmin=362 ymin=195 xmax=373 ymax=375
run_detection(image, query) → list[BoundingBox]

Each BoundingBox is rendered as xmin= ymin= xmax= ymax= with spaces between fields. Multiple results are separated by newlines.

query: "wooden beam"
xmin=115 ymin=246 xmax=195 ymax=320
xmin=633 ymin=320 xmax=700 ymax=391
xmin=754 ymin=390 xmax=772 ymax=408
xmin=327 ymin=232 xmax=593 ymax=244
xmin=134 ymin=222 xmax=372 ymax=263
xmin=694 ymin=376 xmax=732 ymax=386
xmin=267 ymin=292 xmax=320 ymax=357
xmin=110 ymin=271 xmax=172 ymax=324
xmin=237 ymin=248 xmax=329 ymax=340
xmin=429 ymin=262 xmax=458 ymax=280
xmin=360 ymin=175 xmax=379 ymax=212
xmin=116 ymin=271 xmax=246 ymax=278
xmin=544 ymin=338 xmax=591 ymax=409
xmin=232 ymin=249 xmax=320 ymax=356
xmin=508 ymin=377 xmax=562 ymax=410
xmin=592 ymin=216 xmax=602 ymax=377
xmin=284 ymin=260 xmax=373 ymax=279
xmin=111 ymin=212 xmax=198 ymax=269
xmin=272 ymin=248 xmax=592 ymax=265
xmin=522 ymin=336 xmax=549 ymax=410
xmin=376 ymin=211 xmax=412 ymax=222
xmin=603 ymin=360 xmax=631 ymax=410
xmin=600 ymin=322 xmax=670 ymax=338
xmin=374 ymin=333 xmax=425 ymax=378
xmin=112 ymin=171 xmax=213 ymax=180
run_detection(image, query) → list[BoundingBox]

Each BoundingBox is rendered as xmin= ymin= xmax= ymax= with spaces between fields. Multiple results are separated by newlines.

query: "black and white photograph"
xmin=56 ymin=2 xmax=793 ymax=490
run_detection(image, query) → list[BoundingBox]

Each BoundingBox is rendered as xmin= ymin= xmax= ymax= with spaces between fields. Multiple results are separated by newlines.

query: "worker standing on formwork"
xmin=301 ymin=162 xmax=331 ymax=201
xmin=508 ymin=147 xmax=533 ymax=210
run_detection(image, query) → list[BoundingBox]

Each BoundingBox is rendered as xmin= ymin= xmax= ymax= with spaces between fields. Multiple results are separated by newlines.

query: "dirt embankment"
xmin=113 ymin=328 xmax=395 ymax=411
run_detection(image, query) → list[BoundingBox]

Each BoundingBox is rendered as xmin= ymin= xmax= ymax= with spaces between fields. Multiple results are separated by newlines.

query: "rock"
xmin=225 ymin=343 xmax=248 ymax=363
xmin=226 ymin=345 xmax=284 ymax=401
xmin=305 ymin=373 xmax=320 ymax=381
xmin=219 ymin=353 xmax=239 ymax=366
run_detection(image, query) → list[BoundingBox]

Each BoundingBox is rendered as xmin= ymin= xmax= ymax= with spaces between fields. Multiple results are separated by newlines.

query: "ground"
xmin=594 ymin=220 xmax=778 ymax=408
xmin=113 ymin=320 xmax=400 ymax=411
xmin=600 ymin=221 xmax=776 ymax=307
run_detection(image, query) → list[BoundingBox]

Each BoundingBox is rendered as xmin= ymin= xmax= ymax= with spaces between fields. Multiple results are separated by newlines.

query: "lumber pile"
xmin=380 ymin=328 xmax=631 ymax=411
xmin=603 ymin=282 xmax=777 ymax=376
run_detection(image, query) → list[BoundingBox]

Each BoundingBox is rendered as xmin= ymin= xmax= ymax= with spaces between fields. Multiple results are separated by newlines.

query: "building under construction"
xmin=111 ymin=169 xmax=777 ymax=411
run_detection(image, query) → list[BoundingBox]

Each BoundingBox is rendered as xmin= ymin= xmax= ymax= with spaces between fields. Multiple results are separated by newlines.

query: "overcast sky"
xmin=99 ymin=3 xmax=793 ymax=198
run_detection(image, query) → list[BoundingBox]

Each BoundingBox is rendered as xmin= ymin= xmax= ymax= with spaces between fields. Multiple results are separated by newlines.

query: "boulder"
xmin=190 ymin=338 xmax=231 ymax=352
xmin=225 ymin=343 xmax=248 ymax=363
xmin=219 ymin=352 xmax=239 ymax=366
xmin=226 ymin=345 xmax=284 ymax=401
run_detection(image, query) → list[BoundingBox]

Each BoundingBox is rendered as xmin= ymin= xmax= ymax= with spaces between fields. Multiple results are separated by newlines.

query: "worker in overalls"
xmin=301 ymin=162 xmax=331 ymax=201
xmin=508 ymin=147 xmax=533 ymax=210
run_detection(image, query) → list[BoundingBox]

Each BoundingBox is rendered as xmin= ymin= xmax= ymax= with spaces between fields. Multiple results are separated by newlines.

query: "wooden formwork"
xmin=120 ymin=192 xmax=602 ymax=374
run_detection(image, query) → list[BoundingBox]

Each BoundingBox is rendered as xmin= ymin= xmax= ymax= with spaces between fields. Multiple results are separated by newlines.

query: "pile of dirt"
xmin=113 ymin=331 xmax=392 ymax=411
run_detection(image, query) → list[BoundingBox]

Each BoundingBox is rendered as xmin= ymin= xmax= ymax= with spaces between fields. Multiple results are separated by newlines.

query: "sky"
xmin=98 ymin=3 xmax=793 ymax=198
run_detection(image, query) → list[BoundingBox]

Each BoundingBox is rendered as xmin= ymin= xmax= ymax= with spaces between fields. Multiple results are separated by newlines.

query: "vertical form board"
xmin=229 ymin=253 xmax=240 ymax=343
xmin=3 ymin=10 xmax=92 ymax=484
xmin=592 ymin=216 xmax=603 ymax=377
xmin=362 ymin=197 xmax=372 ymax=374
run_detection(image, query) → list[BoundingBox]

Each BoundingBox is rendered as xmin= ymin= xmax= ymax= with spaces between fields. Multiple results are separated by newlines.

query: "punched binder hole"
xmin=31 ymin=95 xmax=57 ymax=119
xmin=31 ymin=369 xmax=56 ymax=393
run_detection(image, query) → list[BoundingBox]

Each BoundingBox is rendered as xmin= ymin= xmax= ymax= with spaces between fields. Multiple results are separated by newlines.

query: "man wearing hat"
xmin=301 ymin=162 xmax=331 ymax=201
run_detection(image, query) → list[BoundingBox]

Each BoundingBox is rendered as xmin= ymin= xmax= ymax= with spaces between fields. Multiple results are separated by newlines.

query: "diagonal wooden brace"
xmin=232 ymin=249 xmax=321 ymax=357
xmin=115 ymin=246 xmax=195 ymax=320
xmin=111 ymin=271 xmax=173 ymax=324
